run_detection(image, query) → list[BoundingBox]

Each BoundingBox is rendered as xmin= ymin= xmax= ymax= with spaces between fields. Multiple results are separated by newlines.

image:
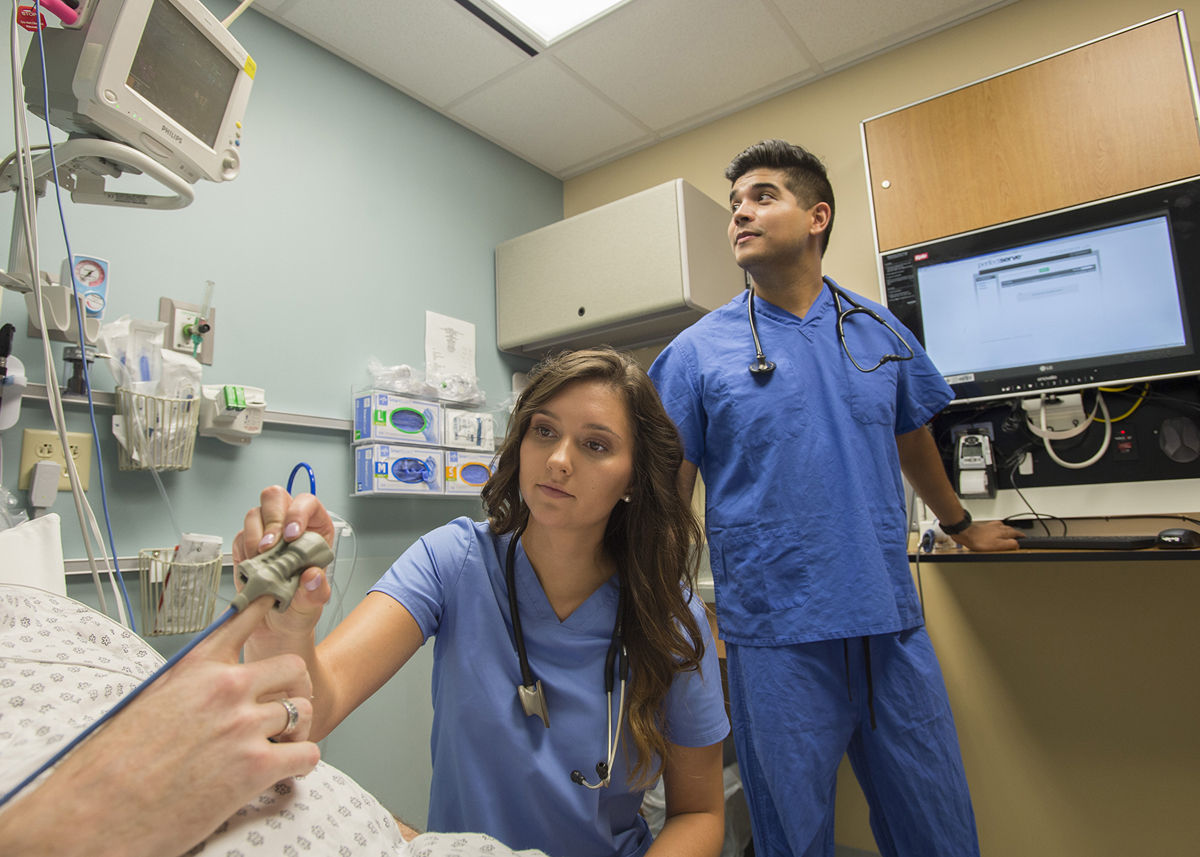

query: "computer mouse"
xmin=1156 ymin=528 xmax=1200 ymax=549
xmin=1158 ymin=417 xmax=1200 ymax=463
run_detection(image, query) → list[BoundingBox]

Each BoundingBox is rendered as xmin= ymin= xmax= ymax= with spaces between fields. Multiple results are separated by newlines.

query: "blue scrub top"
xmin=370 ymin=518 xmax=729 ymax=857
xmin=649 ymin=281 xmax=952 ymax=646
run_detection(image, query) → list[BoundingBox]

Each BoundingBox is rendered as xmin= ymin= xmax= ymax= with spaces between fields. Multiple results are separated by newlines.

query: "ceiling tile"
xmin=774 ymin=0 xmax=1012 ymax=69
xmin=260 ymin=0 xmax=529 ymax=106
xmin=552 ymin=0 xmax=811 ymax=132
xmin=249 ymin=0 xmax=1021 ymax=178
xmin=449 ymin=58 xmax=652 ymax=175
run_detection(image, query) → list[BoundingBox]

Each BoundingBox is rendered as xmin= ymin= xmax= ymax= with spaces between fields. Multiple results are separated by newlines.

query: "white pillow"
xmin=0 ymin=514 xmax=65 ymax=596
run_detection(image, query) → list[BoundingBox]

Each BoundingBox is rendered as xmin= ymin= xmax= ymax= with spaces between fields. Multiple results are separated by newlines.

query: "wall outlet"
xmin=19 ymin=429 xmax=91 ymax=491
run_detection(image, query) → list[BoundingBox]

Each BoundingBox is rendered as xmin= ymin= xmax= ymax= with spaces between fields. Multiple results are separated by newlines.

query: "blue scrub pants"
xmin=725 ymin=629 xmax=979 ymax=857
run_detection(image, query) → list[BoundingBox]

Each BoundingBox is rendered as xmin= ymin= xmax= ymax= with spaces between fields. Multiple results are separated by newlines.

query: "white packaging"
xmin=98 ymin=316 xmax=165 ymax=393
xmin=159 ymin=350 xmax=203 ymax=400
xmin=354 ymin=391 xmax=442 ymax=446
xmin=355 ymin=445 xmax=444 ymax=495
xmin=443 ymin=408 xmax=495 ymax=451
xmin=444 ymin=451 xmax=494 ymax=495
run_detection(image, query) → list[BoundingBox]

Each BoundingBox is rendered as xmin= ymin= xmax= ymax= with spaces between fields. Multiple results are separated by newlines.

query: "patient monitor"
xmin=24 ymin=0 xmax=255 ymax=185
xmin=0 ymin=0 xmax=255 ymax=308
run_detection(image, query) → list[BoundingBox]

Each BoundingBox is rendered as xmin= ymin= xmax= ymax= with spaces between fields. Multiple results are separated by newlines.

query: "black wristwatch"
xmin=941 ymin=509 xmax=972 ymax=536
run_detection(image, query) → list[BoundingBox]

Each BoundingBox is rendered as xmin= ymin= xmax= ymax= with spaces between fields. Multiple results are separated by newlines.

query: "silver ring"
xmin=276 ymin=698 xmax=300 ymax=737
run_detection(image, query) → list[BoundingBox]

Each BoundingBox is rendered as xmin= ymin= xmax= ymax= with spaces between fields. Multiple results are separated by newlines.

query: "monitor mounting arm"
xmin=0 ymin=137 xmax=194 ymax=294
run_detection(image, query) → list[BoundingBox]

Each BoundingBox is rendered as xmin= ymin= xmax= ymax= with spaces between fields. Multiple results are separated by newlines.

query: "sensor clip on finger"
xmin=231 ymin=532 xmax=335 ymax=614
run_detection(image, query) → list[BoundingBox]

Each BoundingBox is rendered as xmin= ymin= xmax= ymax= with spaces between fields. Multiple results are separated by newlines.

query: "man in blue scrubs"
xmin=649 ymin=140 xmax=1022 ymax=857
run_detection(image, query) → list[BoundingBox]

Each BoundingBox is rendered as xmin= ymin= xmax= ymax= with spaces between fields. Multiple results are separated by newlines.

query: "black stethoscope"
xmin=747 ymin=274 xmax=916 ymax=375
xmin=506 ymin=528 xmax=629 ymax=789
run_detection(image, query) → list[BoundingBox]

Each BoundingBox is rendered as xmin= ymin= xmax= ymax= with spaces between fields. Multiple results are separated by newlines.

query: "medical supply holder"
xmin=114 ymin=387 xmax=200 ymax=471
xmin=138 ymin=547 xmax=222 ymax=636
xmin=351 ymin=387 xmax=497 ymax=497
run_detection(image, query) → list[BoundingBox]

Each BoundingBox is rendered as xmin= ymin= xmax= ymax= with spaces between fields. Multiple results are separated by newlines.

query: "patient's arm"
xmin=0 ymin=596 xmax=319 ymax=857
xmin=233 ymin=486 xmax=425 ymax=742
xmin=646 ymin=739 xmax=725 ymax=857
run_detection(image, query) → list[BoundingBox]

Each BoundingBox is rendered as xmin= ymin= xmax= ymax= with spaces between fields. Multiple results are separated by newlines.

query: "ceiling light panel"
xmin=479 ymin=0 xmax=633 ymax=45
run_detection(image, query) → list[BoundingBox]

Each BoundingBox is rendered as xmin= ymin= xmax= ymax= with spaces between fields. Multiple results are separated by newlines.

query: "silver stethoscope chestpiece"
xmin=506 ymin=530 xmax=628 ymax=788
xmin=517 ymin=680 xmax=550 ymax=728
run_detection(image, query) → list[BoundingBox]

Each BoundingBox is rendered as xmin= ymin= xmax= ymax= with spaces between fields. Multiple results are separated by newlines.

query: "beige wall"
xmin=566 ymin=1 xmax=1200 ymax=854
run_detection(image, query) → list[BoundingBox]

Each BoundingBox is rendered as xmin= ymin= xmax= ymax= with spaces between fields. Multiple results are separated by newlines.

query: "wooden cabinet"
xmin=863 ymin=13 xmax=1200 ymax=253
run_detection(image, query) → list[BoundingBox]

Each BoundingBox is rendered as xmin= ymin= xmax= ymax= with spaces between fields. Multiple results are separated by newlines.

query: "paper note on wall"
xmin=426 ymin=311 xmax=476 ymax=379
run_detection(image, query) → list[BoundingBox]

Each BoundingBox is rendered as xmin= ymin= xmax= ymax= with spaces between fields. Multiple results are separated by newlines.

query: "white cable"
xmin=18 ymin=37 xmax=128 ymax=624
xmin=221 ymin=0 xmax=256 ymax=28
xmin=7 ymin=5 xmax=127 ymax=625
xmin=1042 ymin=393 xmax=1112 ymax=470
xmin=317 ymin=511 xmax=356 ymax=639
xmin=1025 ymin=392 xmax=1097 ymax=440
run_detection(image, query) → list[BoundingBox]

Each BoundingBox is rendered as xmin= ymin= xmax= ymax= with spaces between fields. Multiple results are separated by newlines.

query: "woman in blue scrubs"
xmin=233 ymin=349 xmax=730 ymax=857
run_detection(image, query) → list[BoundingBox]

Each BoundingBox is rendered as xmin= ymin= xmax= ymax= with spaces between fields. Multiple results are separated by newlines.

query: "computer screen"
xmin=25 ymin=0 xmax=254 ymax=184
xmin=882 ymin=178 xmax=1200 ymax=404
xmin=126 ymin=0 xmax=240 ymax=150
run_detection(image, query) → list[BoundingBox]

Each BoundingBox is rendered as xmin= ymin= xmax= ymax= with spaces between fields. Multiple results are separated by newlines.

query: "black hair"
xmin=725 ymin=139 xmax=835 ymax=254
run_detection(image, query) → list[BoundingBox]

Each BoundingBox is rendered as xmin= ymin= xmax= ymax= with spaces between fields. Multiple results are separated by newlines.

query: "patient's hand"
xmin=0 ymin=595 xmax=319 ymax=857
xmin=234 ymin=486 xmax=337 ymax=657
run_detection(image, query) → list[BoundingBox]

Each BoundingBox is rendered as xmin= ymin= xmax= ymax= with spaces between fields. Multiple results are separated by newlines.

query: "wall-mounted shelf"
xmin=26 ymin=383 xmax=353 ymax=434
xmin=64 ymin=553 xmax=234 ymax=577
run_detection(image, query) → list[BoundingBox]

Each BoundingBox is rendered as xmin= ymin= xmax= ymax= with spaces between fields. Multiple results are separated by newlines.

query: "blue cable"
xmin=32 ymin=3 xmax=135 ymax=630
xmin=0 ymin=605 xmax=237 ymax=810
xmin=287 ymin=462 xmax=316 ymax=496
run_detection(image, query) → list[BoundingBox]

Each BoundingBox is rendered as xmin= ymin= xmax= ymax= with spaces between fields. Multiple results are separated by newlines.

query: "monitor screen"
xmin=126 ymin=0 xmax=239 ymax=149
xmin=882 ymin=178 xmax=1200 ymax=404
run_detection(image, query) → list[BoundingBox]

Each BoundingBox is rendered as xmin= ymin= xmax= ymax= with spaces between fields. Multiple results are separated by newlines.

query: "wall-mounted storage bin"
xmin=496 ymin=179 xmax=743 ymax=357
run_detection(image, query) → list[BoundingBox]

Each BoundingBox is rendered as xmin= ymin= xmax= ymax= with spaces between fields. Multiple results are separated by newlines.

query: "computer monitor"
xmin=881 ymin=177 xmax=1200 ymax=405
xmin=23 ymin=0 xmax=254 ymax=184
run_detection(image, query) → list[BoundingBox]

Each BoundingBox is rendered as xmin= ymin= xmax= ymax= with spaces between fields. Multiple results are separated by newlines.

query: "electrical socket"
xmin=18 ymin=429 xmax=91 ymax=491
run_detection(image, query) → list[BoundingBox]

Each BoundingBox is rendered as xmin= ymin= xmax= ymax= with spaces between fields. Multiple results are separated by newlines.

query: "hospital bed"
xmin=0 ymin=515 xmax=546 ymax=857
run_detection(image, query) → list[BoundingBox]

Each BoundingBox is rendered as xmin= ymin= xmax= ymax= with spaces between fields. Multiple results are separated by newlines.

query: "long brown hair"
xmin=481 ymin=348 xmax=705 ymax=787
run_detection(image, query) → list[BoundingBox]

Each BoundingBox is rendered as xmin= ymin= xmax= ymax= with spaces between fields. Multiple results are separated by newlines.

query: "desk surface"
xmin=908 ymin=547 xmax=1200 ymax=563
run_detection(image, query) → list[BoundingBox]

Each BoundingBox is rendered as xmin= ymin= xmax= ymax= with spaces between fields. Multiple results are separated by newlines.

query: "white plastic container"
xmin=444 ymin=407 xmax=495 ymax=451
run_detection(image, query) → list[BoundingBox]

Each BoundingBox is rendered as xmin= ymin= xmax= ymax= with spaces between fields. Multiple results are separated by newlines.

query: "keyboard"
xmin=1016 ymin=535 xmax=1158 ymax=550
